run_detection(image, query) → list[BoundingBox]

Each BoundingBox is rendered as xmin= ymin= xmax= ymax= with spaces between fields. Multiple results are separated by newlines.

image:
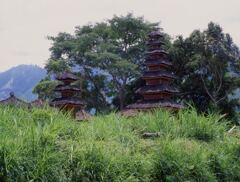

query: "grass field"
xmin=0 ymin=106 xmax=239 ymax=181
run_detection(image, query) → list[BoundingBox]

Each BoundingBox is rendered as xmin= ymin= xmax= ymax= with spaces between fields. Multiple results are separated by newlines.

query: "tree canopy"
xmin=33 ymin=15 xmax=240 ymax=121
xmin=170 ymin=22 xmax=240 ymax=119
xmin=34 ymin=13 xmax=157 ymax=112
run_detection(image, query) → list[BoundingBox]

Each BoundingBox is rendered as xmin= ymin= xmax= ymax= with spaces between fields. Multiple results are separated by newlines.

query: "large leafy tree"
xmin=170 ymin=22 xmax=240 ymax=119
xmin=34 ymin=14 xmax=240 ymax=119
xmin=33 ymin=59 xmax=70 ymax=101
xmin=112 ymin=33 xmax=172 ymax=109
xmin=42 ymin=14 xmax=156 ymax=111
xmin=32 ymin=79 xmax=59 ymax=100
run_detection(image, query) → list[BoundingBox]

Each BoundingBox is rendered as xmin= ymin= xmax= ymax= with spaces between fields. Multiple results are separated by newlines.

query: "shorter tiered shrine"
xmin=51 ymin=72 xmax=89 ymax=120
xmin=126 ymin=29 xmax=183 ymax=111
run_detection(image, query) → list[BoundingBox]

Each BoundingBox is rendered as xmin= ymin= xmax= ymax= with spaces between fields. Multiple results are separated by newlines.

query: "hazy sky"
xmin=0 ymin=0 xmax=239 ymax=72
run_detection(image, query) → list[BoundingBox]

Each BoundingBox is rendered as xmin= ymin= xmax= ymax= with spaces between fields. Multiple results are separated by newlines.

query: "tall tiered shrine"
xmin=126 ymin=29 xmax=183 ymax=111
xmin=51 ymin=72 xmax=89 ymax=120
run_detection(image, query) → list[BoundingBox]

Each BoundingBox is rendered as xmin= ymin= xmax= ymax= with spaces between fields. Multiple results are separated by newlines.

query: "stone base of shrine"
xmin=122 ymin=100 xmax=184 ymax=117
xmin=75 ymin=110 xmax=91 ymax=121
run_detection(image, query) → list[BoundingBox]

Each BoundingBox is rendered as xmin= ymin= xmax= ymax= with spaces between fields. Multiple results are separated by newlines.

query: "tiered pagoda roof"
xmin=55 ymin=72 xmax=79 ymax=81
xmin=51 ymin=72 xmax=89 ymax=120
xmin=144 ymin=60 xmax=172 ymax=67
xmin=52 ymin=97 xmax=86 ymax=106
xmin=136 ymin=85 xmax=179 ymax=94
xmin=126 ymin=29 xmax=183 ymax=110
xmin=54 ymin=85 xmax=81 ymax=92
xmin=142 ymin=70 xmax=176 ymax=79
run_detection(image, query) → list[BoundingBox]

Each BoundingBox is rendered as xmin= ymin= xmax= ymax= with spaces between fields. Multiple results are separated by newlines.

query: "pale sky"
xmin=0 ymin=0 xmax=239 ymax=72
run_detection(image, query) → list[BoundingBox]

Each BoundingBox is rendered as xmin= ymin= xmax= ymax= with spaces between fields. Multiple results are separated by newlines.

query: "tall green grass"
xmin=0 ymin=106 xmax=239 ymax=181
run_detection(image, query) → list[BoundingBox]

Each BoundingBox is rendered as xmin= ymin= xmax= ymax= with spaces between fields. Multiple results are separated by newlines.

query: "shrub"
xmin=68 ymin=146 xmax=113 ymax=182
xmin=177 ymin=109 xmax=227 ymax=142
xmin=32 ymin=109 xmax=52 ymax=127
xmin=209 ymin=141 xmax=240 ymax=181
xmin=152 ymin=139 xmax=217 ymax=181
xmin=0 ymin=106 xmax=239 ymax=181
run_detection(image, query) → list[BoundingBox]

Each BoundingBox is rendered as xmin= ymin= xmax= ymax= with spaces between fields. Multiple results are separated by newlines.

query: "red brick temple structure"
xmin=126 ymin=29 xmax=183 ymax=112
xmin=51 ymin=72 xmax=90 ymax=121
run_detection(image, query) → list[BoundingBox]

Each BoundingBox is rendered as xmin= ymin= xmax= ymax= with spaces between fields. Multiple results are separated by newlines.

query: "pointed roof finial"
xmin=10 ymin=92 xmax=15 ymax=97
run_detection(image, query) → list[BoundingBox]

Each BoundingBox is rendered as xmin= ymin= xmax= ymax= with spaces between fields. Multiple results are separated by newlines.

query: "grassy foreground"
xmin=0 ymin=106 xmax=239 ymax=182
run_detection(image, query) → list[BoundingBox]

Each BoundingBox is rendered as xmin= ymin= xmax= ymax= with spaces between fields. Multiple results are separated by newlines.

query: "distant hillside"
xmin=0 ymin=65 xmax=47 ymax=101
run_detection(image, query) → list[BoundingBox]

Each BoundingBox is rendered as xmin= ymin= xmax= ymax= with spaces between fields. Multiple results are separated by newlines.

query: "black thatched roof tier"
xmin=148 ymin=31 xmax=163 ymax=38
xmin=143 ymin=70 xmax=176 ymax=79
xmin=56 ymin=72 xmax=79 ymax=81
xmin=126 ymin=100 xmax=183 ymax=110
xmin=145 ymin=49 xmax=168 ymax=56
xmin=125 ymin=28 xmax=183 ymax=111
xmin=54 ymin=85 xmax=81 ymax=92
xmin=146 ymin=40 xmax=165 ymax=46
xmin=144 ymin=60 xmax=172 ymax=67
xmin=51 ymin=71 xmax=89 ymax=120
xmin=51 ymin=97 xmax=86 ymax=106
xmin=136 ymin=85 xmax=179 ymax=94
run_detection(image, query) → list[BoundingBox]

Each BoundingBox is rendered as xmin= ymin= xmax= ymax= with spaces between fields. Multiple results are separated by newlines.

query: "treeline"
xmin=33 ymin=13 xmax=240 ymax=121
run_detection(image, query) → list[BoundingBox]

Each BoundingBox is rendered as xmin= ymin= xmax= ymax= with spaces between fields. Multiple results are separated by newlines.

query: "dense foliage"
xmin=170 ymin=22 xmax=240 ymax=120
xmin=34 ymin=13 xmax=156 ymax=111
xmin=33 ymin=14 xmax=240 ymax=120
xmin=0 ymin=106 xmax=239 ymax=181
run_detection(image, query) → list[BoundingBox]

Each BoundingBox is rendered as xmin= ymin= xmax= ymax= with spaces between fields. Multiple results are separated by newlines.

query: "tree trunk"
xmin=119 ymin=88 xmax=125 ymax=111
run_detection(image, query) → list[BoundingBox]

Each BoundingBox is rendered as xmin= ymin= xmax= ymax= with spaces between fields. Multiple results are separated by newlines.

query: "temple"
xmin=51 ymin=72 xmax=89 ymax=120
xmin=126 ymin=29 xmax=183 ymax=111
xmin=0 ymin=92 xmax=29 ymax=107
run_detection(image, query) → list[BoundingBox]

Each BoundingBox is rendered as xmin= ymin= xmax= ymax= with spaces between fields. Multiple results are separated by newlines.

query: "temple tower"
xmin=126 ymin=29 xmax=183 ymax=111
xmin=51 ymin=72 xmax=89 ymax=120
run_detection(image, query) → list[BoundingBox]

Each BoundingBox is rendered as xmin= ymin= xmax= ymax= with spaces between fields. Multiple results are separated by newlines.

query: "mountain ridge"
xmin=0 ymin=64 xmax=47 ymax=101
